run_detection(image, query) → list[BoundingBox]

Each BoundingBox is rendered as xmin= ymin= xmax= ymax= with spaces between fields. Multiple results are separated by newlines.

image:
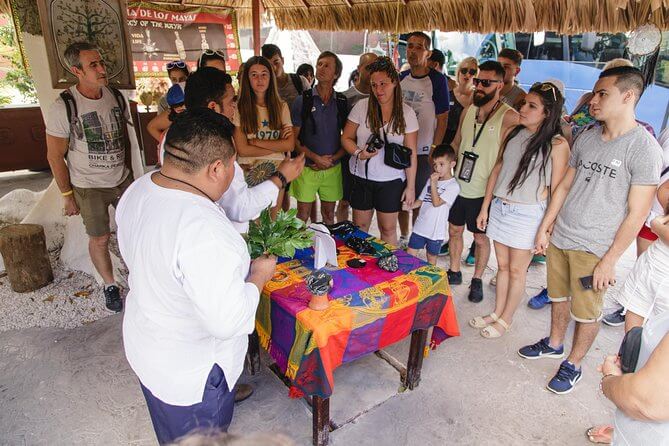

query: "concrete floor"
xmin=0 ymin=170 xmax=635 ymax=446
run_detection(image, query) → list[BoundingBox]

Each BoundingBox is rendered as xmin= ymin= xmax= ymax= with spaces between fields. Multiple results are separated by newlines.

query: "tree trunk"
xmin=0 ymin=224 xmax=53 ymax=293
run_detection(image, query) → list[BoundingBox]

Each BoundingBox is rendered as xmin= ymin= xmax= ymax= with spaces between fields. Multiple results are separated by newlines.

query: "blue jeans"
xmin=140 ymin=364 xmax=235 ymax=445
xmin=408 ymin=233 xmax=443 ymax=256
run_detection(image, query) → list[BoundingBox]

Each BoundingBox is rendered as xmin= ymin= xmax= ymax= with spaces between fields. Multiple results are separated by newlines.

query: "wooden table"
xmin=249 ymin=230 xmax=459 ymax=445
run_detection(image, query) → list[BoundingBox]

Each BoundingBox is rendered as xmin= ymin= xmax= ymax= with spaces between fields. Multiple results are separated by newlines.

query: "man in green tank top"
xmin=447 ymin=61 xmax=519 ymax=303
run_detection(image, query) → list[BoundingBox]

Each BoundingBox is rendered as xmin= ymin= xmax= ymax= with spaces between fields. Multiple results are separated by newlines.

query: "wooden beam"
xmin=342 ymin=0 xmax=352 ymax=7
xmin=301 ymin=0 xmax=311 ymax=8
xmin=252 ymin=0 xmax=263 ymax=56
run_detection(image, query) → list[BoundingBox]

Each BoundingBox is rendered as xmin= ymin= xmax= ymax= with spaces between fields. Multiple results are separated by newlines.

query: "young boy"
xmin=406 ymin=144 xmax=460 ymax=265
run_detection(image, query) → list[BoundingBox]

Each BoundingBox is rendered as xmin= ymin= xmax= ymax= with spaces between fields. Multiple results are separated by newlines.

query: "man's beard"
xmin=473 ymin=90 xmax=496 ymax=107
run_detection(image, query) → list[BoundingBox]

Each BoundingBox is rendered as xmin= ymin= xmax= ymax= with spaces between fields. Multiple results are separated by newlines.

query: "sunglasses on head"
xmin=198 ymin=49 xmax=226 ymax=66
xmin=166 ymin=60 xmax=186 ymax=70
xmin=531 ymin=82 xmax=558 ymax=101
xmin=459 ymin=68 xmax=477 ymax=76
xmin=473 ymin=78 xmax=502 ymax=88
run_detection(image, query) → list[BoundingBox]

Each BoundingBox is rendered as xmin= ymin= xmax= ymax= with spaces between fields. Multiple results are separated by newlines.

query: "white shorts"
xmin=617 ymin=240 xmax=669 ymax=319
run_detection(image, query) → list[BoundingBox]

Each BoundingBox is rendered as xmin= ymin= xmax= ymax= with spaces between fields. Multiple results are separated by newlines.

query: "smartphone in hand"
xmin=579 ymin=275 xmax=594 ymax=290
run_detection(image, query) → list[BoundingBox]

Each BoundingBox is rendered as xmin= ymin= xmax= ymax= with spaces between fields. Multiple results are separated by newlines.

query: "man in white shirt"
xmin=398 ymin=31 xmax=450 ymax=247
xmin=45 ymin=41 xmax=133 ymax=312
xmin=117 ymin=108 xmax=277 ymax=445
xmin=184 ymin=67 xmax=305 ymax=233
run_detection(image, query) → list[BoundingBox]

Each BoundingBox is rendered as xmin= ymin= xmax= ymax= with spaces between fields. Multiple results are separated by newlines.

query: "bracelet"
xmin=61 ymin=189 xmax=74 ymax=197
xmin=353 ymin=148 xmax=363 ymax=157
xmin=270 ymin=170 xmax=288 ymax=189
xmin=599 ymin=373 xmax=615 ymax=393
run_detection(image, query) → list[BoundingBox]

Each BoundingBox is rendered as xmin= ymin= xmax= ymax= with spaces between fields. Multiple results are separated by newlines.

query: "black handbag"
xmin=382 ymin=128 xmax=412 ymax=170
xmin=618 ymin=326 xmax=643 ymax=374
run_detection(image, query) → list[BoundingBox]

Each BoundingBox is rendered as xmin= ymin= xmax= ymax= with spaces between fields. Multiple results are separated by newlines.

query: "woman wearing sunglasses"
xmin=232 ymin=56 xmax=295 ymax=218
xmin=471 ymin=82 xmax=570 ymax=338
xmin=445 ymin=57 xmax=478 ymax=145
xmin=341 ymin=57 xmax=418 ymax=245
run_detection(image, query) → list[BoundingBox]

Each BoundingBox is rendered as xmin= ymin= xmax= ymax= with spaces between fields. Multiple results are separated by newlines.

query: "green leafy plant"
xmin=246 ymin=207 xmax=314 ymax=259
xmin=0 ymin=19 xmax=37 ymax=104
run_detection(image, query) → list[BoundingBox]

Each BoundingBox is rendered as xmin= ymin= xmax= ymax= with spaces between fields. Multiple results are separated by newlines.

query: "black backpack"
xmin=298 ymin=89 xmax=349 ymax=143
xmin=60 ymin=86 xmax=129 ymax=127
xmin=289 ymin=73 xmax=305 ymax=95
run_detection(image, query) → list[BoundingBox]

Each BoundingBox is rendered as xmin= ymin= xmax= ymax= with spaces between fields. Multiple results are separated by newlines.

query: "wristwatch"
xmin=270 ymin=170 xmax=288 ymax=189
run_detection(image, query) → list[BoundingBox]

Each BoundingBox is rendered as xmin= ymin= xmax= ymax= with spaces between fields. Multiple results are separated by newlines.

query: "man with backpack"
xmin=290 ymin=51 xmax=348 ymax=224
xmin=45 ymin=41 xmax=133 ymax=313
xmin=261 ymin=43 xmax=310 ymax=108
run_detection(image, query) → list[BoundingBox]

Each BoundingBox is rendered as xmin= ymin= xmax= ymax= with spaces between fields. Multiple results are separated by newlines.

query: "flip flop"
xmin=480 ymin=318 xmax=510 ymax=338
xmin=469 ymin=312 xmax=498 ymax=328
xmin=586 ymin=425 xmax=613 ymax=444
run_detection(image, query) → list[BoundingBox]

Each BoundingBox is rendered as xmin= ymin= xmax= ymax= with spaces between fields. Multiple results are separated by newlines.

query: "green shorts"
xmin=290 ymin=163 xmax=343 ymax=203
xmin=73 ymin=174 xmax=133 ymax=237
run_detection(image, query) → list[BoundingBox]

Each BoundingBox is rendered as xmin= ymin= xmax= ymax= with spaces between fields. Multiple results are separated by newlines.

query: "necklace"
xmin=157 ymin=171 xmax=214 ymax=202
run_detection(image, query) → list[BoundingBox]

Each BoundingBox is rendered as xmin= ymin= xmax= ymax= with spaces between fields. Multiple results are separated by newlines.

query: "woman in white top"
xmin=341 ymin=57 xmax=418 ymax=245
xmin=472 ymin=82 xmax=570 ymax=338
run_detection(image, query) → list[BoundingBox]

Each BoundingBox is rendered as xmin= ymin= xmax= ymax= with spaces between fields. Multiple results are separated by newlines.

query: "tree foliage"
xmin=0 ymin=20 xmax=37 ymax=104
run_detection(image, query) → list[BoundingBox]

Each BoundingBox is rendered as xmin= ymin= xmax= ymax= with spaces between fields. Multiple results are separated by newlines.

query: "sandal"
xmin=469 ymin=312 xmax=498 ymax=329
xmin=480 ymin=318 xmax=510 ymax=338
xmin=586 ymin=425 xmax=613 ymax=444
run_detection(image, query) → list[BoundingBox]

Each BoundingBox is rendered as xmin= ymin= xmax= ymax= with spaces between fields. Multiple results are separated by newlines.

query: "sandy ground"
xmin=0 ymin=170 xmax=636 ymax=446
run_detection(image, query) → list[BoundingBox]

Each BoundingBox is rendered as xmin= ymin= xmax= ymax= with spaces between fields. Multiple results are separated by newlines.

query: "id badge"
xmin=458 ymin=151 xmax=479 ymax=183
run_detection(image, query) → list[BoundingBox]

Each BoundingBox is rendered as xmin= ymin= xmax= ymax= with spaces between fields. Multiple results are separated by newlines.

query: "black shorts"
xmin=448 ymin=195 xmax=486 ymax=233
xmin=414 ymin=155 xmax=431 ymax=200
xmin=350 ymin=176 xmax=405 ymax=213
xmin=341 ymin=155 xmax=352 ymax=202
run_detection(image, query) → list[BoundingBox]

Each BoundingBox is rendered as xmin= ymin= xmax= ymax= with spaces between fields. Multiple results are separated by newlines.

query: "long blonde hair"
xmin=238 ymin=56 xmax=284 ymax=135
xmin=366 ymin=57 xmax=406 ymax=135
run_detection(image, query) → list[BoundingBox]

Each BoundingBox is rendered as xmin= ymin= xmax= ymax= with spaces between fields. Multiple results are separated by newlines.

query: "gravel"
xmin=0 ymin=241 xmax=128 ymax=332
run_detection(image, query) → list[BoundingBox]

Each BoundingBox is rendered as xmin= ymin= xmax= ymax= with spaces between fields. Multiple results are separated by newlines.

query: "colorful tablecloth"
xmin=256 ymin=229 xmax=460 ymax=399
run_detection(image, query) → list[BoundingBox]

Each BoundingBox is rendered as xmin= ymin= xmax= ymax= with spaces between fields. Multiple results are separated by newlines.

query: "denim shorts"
xmin=408 ymin=232 xmax=443 ymax=256
xmin=485 ymin=197 xmax=546 ymax=250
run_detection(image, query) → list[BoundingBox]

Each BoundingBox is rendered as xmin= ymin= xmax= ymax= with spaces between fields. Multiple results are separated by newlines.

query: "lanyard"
xmin=472 ymin=100 xmax=500 ymax=150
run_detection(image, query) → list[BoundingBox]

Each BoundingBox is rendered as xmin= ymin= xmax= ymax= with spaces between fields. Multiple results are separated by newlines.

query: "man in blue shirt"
xmin=398 ymin=31 xmax=450 ymax=247
xmin=290 ymin=51 xmax=348 ymax=224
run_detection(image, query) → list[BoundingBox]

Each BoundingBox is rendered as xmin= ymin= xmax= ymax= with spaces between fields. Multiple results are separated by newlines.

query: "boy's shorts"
xmin=290 ymin=164 xmax=343 ymax=203
xmin=408 ymin=233 xmax=443 ymax=256
xmin=546 ymin=243 xmax=606 ymax=323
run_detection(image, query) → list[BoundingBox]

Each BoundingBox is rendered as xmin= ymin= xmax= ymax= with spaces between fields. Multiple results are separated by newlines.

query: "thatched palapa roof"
xmin=3 ymin=0 xmax=669 ymax=33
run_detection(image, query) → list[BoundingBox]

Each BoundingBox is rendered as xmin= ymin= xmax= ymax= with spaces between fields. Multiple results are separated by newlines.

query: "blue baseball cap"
xmin=166 ymin=82 xmax=185 ymax=106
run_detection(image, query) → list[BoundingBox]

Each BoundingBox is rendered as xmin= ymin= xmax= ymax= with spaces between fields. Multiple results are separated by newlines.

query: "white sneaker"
xmin=490 ymin=273 xmax=497 ymax=286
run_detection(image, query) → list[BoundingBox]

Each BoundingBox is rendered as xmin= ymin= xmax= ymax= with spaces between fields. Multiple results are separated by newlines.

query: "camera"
xmin=365 ymin=133 xmax=384 ymax=153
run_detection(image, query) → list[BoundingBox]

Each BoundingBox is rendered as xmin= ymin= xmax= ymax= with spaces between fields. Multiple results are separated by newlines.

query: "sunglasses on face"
xmin=531 ymin=82 xmax=558 ymax=101
xmin=473 ymin=78 xmax=502 ymax=88
xmin=459 ymin=68 xmax=477 ymax=76
xmin=166 ymin=60 xmax=186 ymax=70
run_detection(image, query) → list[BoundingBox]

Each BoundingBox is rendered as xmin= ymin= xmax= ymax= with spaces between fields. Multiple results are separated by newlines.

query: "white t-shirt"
xmin=217 ymin=162 xmax=280 ymax=233
xmin=45 ymin=86 xmax=130 ymax=188
xmin=646 ymin=127 xmax=669 ymax=226
xmin=412 ymin=178 xmax=460 ymax=240
xmin=116 ymin=173 xmax=259 ymax=406
xmin=399 ymin=69 xmax=450 ymax=155
xmin=347 ymin=99 xmax=419 ymax=182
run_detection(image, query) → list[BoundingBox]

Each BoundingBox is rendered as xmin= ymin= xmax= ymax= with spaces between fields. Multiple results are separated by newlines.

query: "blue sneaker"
xmin=465 ymin=253 xmax=475 ymax=266
xmin=438 ymin=242 xmax=449 ymax=257
xmin=547 ymin=360 xmax=582 ymax=394
xmin=518 ymin=337 xmax=564 ymax=360
xmin=528 ymin=288 xmax=551 ymax=310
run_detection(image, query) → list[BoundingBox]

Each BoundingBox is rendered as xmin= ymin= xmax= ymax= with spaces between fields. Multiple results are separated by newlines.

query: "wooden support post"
xmin=246 ymin=330 xmax=261 ymax=375
xmin=404 ymin=329 xmax=428 ymax=390
xmin=312 ymin=396 xmax=330 ymax=446
xmin=252 ymin=0 xmax=262 ymax=56
xmin=0 ymin=224 xmax=53 ymax=293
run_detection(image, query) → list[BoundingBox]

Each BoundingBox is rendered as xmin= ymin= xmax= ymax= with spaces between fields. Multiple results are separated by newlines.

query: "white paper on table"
xmin=309 ymin=223 xmax=338 ymax=269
